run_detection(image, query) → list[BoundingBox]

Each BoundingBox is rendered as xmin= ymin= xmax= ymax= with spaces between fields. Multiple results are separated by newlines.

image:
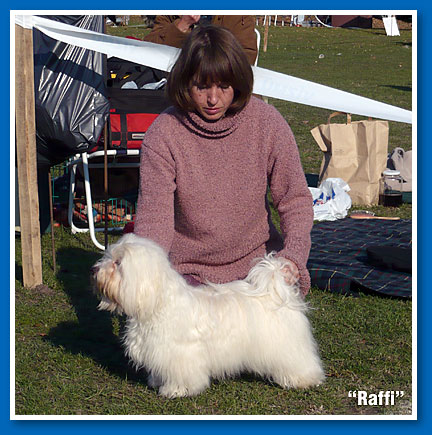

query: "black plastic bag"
xmin=33 ymin=15 xmax=110 ymax=166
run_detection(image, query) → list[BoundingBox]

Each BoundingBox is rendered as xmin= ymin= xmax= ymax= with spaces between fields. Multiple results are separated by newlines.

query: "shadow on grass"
xmin=45 ymin=246 xmax=146 ymax=384
xmin=395 ymin=41 xmax=412 ymax=47
xmin=381 ymin=84 xmax=412 ymax=92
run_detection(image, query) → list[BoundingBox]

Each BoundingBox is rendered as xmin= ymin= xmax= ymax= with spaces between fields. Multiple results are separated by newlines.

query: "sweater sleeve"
xmin=133 ymin=133 xmax=176 ymax=254
xmin=266 ymin=111 xmax=314 ymax=295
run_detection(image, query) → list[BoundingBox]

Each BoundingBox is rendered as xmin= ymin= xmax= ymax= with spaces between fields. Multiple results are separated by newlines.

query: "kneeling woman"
xmin=134 ymin=25 xmax=313 ymax=297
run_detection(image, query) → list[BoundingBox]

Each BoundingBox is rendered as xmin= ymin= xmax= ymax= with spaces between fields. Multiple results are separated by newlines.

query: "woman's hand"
xmin=176 ymin=15 xmax=201 ymax=33
xmin=282 ymin=260 xmax=300 ymax=286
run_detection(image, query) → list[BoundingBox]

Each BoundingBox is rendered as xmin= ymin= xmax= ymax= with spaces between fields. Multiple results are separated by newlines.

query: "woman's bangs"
xmin=193 ymin=53 xmax=234 ymax=87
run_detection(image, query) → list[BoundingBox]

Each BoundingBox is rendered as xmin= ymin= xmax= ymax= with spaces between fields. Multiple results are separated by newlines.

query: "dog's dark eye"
xmin=114 ymin=259 xmax=121 ymax=266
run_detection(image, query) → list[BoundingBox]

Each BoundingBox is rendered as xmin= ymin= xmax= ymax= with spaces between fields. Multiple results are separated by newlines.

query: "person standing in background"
xmin=144 ymin=15 xmax=258 ymax=65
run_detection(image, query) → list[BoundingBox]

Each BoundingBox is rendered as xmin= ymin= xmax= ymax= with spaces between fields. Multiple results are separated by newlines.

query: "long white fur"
xmin=92 ymin=233 xmax=325 ymax=398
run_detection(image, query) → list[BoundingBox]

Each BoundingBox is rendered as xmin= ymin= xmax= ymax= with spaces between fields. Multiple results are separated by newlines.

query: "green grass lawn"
xmin=14 ymin=17 xmax=413 ymax=416
xmin=15 ymin=229 xmax=413 ymax=416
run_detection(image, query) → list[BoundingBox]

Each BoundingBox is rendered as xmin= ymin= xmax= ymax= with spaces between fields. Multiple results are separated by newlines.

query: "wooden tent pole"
xmin=15 ymin=23 xmax=43 ymax=288
xmin=263 ymin=15 xmax=270 ymax=52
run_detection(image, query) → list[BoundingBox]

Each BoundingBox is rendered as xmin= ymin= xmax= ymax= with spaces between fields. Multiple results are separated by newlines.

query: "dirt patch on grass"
xmin=33 ymin=284 xmax=57 ymax=297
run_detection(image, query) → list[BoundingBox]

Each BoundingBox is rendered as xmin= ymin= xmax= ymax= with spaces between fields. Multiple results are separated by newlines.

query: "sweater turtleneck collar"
xmin=176 ymin=98 xmax=251 ymax=139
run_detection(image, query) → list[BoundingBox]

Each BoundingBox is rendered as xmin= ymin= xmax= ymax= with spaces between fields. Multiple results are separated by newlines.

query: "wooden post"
xmin=263 ymin=16 xmax=270 ymax=52
xmin=15 ymin=23 xmax=43 ymax=288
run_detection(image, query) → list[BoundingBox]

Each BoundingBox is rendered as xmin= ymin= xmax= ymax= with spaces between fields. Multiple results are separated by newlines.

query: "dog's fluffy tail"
xmin=245 ymin=253 xmax=308 ymax=311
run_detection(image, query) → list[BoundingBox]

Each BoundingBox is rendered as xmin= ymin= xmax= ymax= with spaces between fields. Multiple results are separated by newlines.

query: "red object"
xmin=331 ymin=15 xmax=372 ymax=28
xmin=109 ymin=111 xmax=159 ymax=149
xmin=106 ymin=86 xmax=170 ymax=149
xmin=123 ymin=221 xmax=135 ymax=234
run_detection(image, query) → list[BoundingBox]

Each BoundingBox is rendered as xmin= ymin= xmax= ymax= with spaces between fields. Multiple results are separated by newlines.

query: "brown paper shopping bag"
xmin=310 ymin=112 xmax=389 ymax=205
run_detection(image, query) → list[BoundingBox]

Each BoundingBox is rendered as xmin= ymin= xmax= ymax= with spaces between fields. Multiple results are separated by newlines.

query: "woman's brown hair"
xmin=167 ymin=25 xmax=254 ymax=115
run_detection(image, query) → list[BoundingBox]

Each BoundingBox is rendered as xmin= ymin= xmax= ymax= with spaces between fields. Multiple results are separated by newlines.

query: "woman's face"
xmin=190 ymin=82 xmax=235 ymax=121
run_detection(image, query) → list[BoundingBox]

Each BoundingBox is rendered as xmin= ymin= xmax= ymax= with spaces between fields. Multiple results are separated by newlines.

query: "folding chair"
xmin=67 ymin=149 xmax=141 ymax=250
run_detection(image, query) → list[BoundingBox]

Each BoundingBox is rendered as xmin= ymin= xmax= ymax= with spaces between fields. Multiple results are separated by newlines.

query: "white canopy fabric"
xmin=14 ymin=15 xmax=412 ymax=124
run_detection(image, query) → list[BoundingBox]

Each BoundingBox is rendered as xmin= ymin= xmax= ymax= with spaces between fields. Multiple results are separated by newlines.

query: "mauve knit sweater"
xmin=134 ymin=96 xmax=314 ymax=296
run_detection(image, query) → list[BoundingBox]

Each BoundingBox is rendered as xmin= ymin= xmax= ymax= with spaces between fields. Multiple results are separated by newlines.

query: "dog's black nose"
xmin=90 ymin=265 xmax=99 ymax=275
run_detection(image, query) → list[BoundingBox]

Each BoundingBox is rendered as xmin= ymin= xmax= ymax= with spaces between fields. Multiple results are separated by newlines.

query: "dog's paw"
xmin=275 ymin=370 xmax=325 ymax=390
xmin=158 ymin=380 xmax=210 ymax=398
xmin=147 ymin=373 xmax=162 ymax=389
xmin=158 ymin=384 xmax=190 ymax=398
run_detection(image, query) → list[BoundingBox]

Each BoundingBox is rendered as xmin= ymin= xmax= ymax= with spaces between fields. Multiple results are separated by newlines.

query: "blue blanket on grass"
xmin=307 ymin=218 xmax=412 ymax=299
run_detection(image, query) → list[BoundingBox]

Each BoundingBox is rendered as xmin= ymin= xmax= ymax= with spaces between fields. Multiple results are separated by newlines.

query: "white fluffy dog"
xmin=91 ymin=233 xmax=325 ymax=398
